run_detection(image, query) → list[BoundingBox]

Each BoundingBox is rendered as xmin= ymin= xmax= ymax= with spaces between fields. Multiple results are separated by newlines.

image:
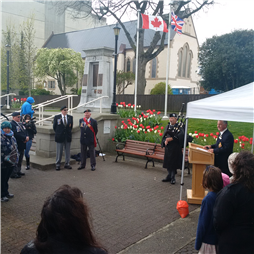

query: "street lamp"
xmin=5 ymin=44 xmax=11 ymax=109
xmin=111 ymin=23 xmax=121 ymax=114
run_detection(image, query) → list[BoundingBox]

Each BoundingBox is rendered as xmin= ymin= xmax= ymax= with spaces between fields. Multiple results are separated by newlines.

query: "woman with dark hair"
xmin=23 ymin=114 xmax=37 ymax=169
xmin=213 ymin=151 xmax=254 ymax=254
xmin=21 ymin=185 xmax=107 ymax=254
xmin=195 ymin=165 xmax=223 ymax=253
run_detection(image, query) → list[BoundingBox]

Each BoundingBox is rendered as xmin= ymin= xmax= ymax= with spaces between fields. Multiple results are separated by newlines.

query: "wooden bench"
xmin=145 ymin=146 xmax=190 ymax=174
xmin=115 ymin=140 xmax=156 ymax=162
xmin=115 ymin=139 xmax=190 ymax=174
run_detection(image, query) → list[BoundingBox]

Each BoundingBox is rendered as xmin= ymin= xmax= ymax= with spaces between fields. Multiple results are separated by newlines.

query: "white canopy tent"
xmin=179 ymin=82 xmax=254 ymax=200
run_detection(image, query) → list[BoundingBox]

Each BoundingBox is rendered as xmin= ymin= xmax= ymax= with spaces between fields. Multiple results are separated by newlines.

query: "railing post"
xmin=100 ymin=98 xmax=102 ymax=113
xmin=42 ymin=106 xmax=44 ymax=126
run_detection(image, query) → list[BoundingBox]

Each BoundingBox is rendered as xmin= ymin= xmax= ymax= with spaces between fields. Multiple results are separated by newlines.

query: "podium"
xmin=187 ymin=143 xmax=214 ymax=204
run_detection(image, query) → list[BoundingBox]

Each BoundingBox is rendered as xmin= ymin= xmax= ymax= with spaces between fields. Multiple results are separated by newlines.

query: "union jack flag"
xmin=171 ymin=12 xmax=185 ymax=35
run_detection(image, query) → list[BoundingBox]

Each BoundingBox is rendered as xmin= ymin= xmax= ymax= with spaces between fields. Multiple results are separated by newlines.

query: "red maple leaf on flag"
xmin=151 ymin=17 xmax=162 ymax=28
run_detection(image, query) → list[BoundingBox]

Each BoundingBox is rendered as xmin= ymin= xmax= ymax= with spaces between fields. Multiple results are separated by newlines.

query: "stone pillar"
xmin=79 ymin=47 xmax=114 ymax=112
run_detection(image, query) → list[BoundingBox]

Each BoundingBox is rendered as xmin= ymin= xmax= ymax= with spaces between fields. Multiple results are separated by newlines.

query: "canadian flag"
xmin=141 ymin=14 xmax=168 ymax=33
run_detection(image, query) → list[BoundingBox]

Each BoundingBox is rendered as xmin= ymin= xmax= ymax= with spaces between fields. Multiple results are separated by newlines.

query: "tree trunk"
xmin=137 ymin=59 xmax=147 ymax=94
xmin=58 ymin=76 xmax=65 ymax=95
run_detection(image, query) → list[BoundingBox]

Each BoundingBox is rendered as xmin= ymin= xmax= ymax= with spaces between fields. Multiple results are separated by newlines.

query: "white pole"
xmin=134 ymin=9 xmax=141 ymax=113
xmin=163 ymin=2 xmax=172 ymax=119
xmin=180 ymin=118 xmax=188 ymax=201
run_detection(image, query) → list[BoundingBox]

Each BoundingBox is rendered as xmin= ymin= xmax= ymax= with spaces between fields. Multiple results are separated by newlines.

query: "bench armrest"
xmin=116 ymin=142 xmax=125 ymax=150
xmin=146 ymin=148 xmax=155 ymax=155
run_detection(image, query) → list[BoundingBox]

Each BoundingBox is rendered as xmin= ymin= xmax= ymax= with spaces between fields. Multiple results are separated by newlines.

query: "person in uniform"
xmin=204 ymin=120 xmax=234 ymax=176
xmin=10 ymin=112 xmax=29 ymax=178
xmin=78 ymin=109 xmax=98 ymax=171
xmin=53 ymin=106 xmax=73 ymax=171
xmin=161 ymin=113 xmax=183 ymax=184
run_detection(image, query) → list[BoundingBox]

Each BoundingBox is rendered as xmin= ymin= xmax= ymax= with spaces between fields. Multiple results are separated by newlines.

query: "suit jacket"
xmin=11 ymin=120 xmax=27 ymax=151
xmin=79 ymin=118 xmax=98 ymax=146
xmin=211 ymin=129 xmax=234 ymax=175
xmin=53 ymin=114 xmax=73 ymax=143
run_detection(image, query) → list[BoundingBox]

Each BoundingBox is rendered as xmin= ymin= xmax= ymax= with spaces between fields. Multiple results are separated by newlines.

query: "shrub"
xmin=150 ymin=82 xmax=172 ymax=95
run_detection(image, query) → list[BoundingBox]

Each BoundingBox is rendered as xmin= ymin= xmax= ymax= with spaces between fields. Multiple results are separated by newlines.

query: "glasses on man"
xmin=63 ymin=109 xmax=68 ymax=111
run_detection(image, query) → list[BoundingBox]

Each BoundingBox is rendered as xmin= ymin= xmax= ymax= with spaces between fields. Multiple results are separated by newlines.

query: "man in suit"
xmin=204 ymin=120 xmax=234 ymax=176
xmin=10 ymin=112 xmax=29 ymax=178
xmin=78 ymin=109 xmax=98 ymax=171
xmin=53 ymin=106 xmax=73 ymax=171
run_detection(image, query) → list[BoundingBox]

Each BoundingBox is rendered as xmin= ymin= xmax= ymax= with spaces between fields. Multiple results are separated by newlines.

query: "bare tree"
xmin=51 ymin=0 xmax=214 ymax=94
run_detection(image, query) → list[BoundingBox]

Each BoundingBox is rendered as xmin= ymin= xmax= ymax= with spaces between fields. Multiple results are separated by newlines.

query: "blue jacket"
xmin=21 ymin=97 xmax=35 ymax=117
xmin=195 ymin=191 xmax=218 ymax=250
xmin=1 ymin=129 xmax=19 ymax=167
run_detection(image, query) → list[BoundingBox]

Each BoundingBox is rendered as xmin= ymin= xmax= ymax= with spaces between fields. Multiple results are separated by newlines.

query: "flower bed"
xmin=113 ymin=102 xmax=163 ymax=143
xmin=11 ymin=97 xmax=27 ymax=109
xmin=190 ymin=131 xmax=253 ymax=152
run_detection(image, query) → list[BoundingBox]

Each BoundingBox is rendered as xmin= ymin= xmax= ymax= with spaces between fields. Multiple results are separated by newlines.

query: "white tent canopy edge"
xmin=179 ymin=82 xmax=254 ymax=201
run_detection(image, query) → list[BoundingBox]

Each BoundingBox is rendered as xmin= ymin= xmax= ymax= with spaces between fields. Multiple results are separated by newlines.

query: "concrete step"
xmin=23 ymin=154 xmax=77 ymax=170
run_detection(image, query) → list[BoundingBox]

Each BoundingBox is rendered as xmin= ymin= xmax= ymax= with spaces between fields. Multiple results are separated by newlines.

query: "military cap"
xmin=169 ymin=113 xmax=177 ymax=118
xmin=12 ymin=112 xmax=20 ymax=117
xmin=84 ymin=109 xmax=91 ymax=113
xmin=60 ymin=106 xmax=67 ymax=111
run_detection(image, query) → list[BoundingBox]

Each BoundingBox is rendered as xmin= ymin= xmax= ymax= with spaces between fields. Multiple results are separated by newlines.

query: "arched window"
xmin=132 ymin=58 xmax=136 ymax=74
xmin=151 ymin=57 xmax=157 ymax=78
xmin=177 ymin=43 xmax=192 ymax=78
xmin=126 ymin=58 xmax=131 ymax=72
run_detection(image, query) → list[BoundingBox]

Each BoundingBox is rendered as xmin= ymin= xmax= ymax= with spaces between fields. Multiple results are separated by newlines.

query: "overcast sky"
xmin=107 ymin=0 xmax=254 ymax=46
xmin=192 ymin=0 xmax=254 ymax=45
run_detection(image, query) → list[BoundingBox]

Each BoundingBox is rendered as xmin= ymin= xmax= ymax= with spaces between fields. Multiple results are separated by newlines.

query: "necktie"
xmin=64 ymin=116 xmax=67 ymax=126
xmin=18 ymin=122 xmax=24 ymax=131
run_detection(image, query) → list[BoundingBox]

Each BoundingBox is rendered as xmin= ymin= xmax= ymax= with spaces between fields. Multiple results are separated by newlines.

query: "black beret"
xmin=169 ymin=113 xmax=177 ymax=118
xmin=60 ymin=106 xmax=67 ymax=111
xmin=12 ymin=112 xmax=20 ymax=117
xmin=84 ymin=109 xmax=91 ymax=113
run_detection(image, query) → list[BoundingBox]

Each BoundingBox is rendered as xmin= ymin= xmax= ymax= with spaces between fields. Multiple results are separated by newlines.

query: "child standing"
xmin=195 ymin=165 xmax=223 ymax=254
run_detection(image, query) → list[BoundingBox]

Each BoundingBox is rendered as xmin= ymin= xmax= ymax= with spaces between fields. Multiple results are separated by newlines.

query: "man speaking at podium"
xmin=204 ymin=120 xmax=234 ymax=176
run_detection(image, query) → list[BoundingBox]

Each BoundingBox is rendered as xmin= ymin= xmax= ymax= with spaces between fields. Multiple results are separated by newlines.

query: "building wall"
xmin=1 ymin=1 xmax=106 ymax=49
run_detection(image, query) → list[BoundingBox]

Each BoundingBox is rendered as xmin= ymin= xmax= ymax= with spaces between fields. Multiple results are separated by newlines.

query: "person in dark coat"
xmin=204 ymin=120 xmax=234 ymax=176
xmin=1 ymin=121 xmax=19 ymax=202
xmin=161 ymin=113 xmax=183 ymax=184
xmin=213 ymin=151 xmax=254 ymax=254
xmin=20 ymin=185 xmax=107 ymax=254
xmin=53 ymin=106 xmax=73 ymax=171
xmin=10 ymin=112 xmax=29 ymax=178
xmin=23 ymin=114 xmax=37 ymax=170
xmin=78 ymin=109 xmax=98 ymax=171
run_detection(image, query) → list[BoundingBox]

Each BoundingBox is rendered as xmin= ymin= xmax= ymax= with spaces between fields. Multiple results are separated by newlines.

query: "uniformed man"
xmin=10 ymin=112 xmax=29 ymax=178
xmin=78 ymin=109 xmax=98 ymax=171
xmin=53 ymin=106 xmax=73 ymax=171
xmin=161 ymin=113 xmax=184 ymax=184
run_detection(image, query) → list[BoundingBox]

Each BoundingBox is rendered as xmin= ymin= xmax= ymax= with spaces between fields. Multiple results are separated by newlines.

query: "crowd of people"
xmin=1 ymin=102 xmax=254 ymax=253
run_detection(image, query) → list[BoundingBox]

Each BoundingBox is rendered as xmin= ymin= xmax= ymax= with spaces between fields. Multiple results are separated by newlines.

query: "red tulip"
xmin=115 ymin=126 xmax=117 ymax=129
xmin=112 ymin=138 xmax=115 ymax=141
xmin=137 ymin=130 xmax=140 ymax=133
xmin=234 ymin=140 xmax=238 ymax=143
xmin=14 ymin=98 xmax=17 ymax=101
xmin=23 ymin=98 xmax=27 ymax=101
xmin=205 ymin=134 xmax=209 ymax=137
xmin=116 ymin=103 xmax=118 ymax=106
xmin=194 ymin=131 xmax=197 ymax=134
xmin=159 ymin=133 xmax=163 ymax=136
xmin=161 ymin=126 xmax=164 ymax=130
xmin=145 ymin=131 xmax=147 ymax=134
xmin=153 ymin=109 xmax=156 ymax=112
xmin=120 ymin=102 xmax=123 ymax=105
xmin=196 ymin=135 xmax=199 ymax=138
xmin=210 ymin=133 xmax=213 ymax=136
xmin=157 ymin=111 xmax=161 ymax=115
xmin=146 ymin=126 xmax=151 ymax=129
xmin=216 ymin=132 xmax=219 ymax=135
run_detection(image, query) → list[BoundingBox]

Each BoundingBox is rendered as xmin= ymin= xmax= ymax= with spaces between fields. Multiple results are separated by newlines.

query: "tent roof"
xmin=186 ymin=82 xmax=254 ymax=123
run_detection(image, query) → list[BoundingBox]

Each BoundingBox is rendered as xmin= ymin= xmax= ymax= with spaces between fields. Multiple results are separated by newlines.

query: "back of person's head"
xmin=202 ymin=165 xmax=223 ymax=192
xmin=228 ymin=152 xmax=239 ymax=175
xmin=35 ymin=185 xmax=101 ymax=252
xmin=26 ymin=97 xmax=35 ymax=104
xmin=232 ymin=151 xmax=254 ymax=191
xmin=24 ymin=114 xmax=31 ymax=120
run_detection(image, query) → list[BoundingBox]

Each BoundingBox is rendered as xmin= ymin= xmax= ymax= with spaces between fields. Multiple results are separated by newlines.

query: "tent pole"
xmin=180 ymin=118 xmax=188 ymax=201
xmin=252 ymin=124 xmax=254 ymax=153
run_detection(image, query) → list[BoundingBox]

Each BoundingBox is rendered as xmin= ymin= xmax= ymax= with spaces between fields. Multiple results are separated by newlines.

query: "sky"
xmin=107 ymin=0 xmax=254 ymax=46
xmin=192 ymin=0 xmax=254 ymax=45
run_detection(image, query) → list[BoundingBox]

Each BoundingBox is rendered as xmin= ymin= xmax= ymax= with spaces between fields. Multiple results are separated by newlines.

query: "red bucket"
xmin=176 ymin=200 xmax=189 ymax=218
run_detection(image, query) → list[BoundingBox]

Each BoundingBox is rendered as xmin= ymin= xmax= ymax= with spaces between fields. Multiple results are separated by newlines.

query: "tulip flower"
xmin=194 ymin=131 xmax=197 ymax=134
xmin=112 ymin=138 xmax=115 ymax=141
xmin=159 ymin=133 xmax=163 ymax=136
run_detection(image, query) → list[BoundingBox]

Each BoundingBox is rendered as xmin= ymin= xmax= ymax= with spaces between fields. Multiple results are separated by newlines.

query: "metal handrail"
xmin=0 ymin=93 xmax=16 ymax=99
xmin=0 ymin=93 xmax=16 ymax=110
xmin=35 ymin=96 xmax=109 ymax=125
xmin=0 ymin=95 xmax=77 ymax=122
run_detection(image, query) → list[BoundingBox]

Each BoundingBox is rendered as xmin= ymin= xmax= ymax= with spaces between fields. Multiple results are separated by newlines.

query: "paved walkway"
xmin=1 ymin=154 xmax=200 ymax=254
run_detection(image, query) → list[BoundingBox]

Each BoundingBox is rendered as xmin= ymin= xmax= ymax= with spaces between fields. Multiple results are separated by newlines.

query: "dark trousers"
xmin=1 ymin=165 xmax=14 ymax=197
xmin=11 ymin=149 xmax=24 ymax=176
xmin=80 ymin=143 xmax=96 ymax=168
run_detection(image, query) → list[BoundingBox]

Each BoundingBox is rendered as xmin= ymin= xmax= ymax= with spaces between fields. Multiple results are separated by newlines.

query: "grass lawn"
xmin=162 ymin=118 xmax=253 ymax=152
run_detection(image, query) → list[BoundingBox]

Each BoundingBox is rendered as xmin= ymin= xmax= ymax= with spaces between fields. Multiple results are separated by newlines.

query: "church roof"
xmin=44 ymin=19 xmax=176 ymax=58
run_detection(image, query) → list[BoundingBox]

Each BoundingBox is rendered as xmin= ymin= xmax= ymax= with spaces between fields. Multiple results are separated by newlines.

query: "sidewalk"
xmin=1 ymin=154 xmax=200 ymax=254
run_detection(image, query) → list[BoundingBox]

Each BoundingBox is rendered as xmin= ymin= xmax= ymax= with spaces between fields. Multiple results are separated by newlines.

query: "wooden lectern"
xmin=187 ymin=143 xmax=214 ymax=204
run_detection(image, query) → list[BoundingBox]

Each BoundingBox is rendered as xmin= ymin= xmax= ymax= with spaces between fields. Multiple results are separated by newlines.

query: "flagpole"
xmin=163 ymin=2 xmax=172 ymax=119
xmin=134 ymin=9 xmax=141 ymax=113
